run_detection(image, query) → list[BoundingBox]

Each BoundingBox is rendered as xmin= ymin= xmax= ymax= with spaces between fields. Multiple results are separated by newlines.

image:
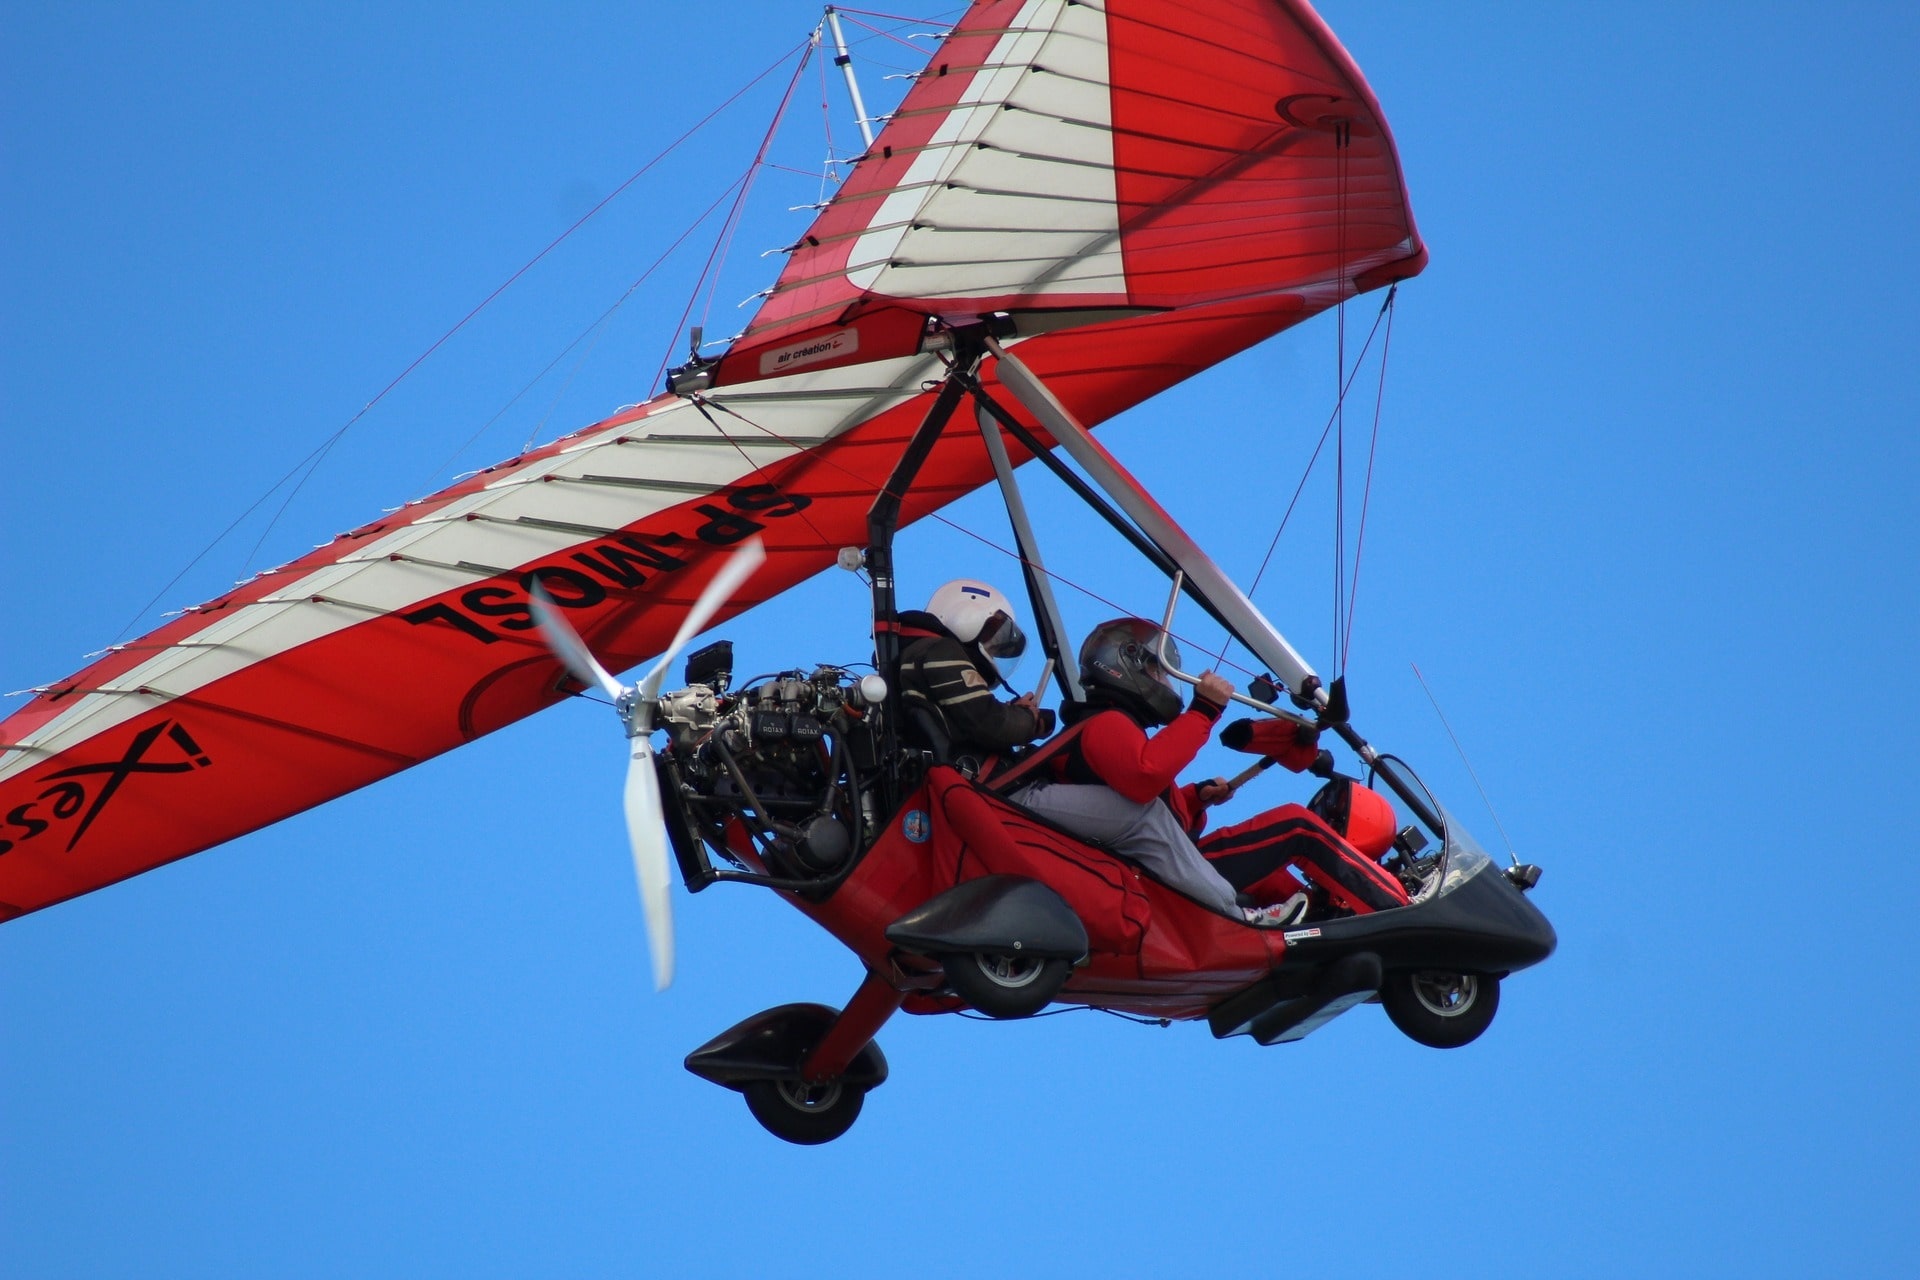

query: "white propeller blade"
xmin=526 ymin=535 xmax=767 ymax=994
xmin=626 ymin=536 xmax=764 ymax=989
xmin=528 ymin=588 xmax=629 ymax=702
xmin=639 ymin=536 xmax=766 ymax=701
xmin=623 ymin=736 xmax=675 ymax=990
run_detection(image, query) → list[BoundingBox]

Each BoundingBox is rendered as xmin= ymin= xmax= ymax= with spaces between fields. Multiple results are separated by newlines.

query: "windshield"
xmin=1434 ymin=805 xmax=1496 ymax=895
xmin=1368 ymin=754 xmax=1497 ymax=900
xmin=1370 ymin=753 xmax=1445 ymax=848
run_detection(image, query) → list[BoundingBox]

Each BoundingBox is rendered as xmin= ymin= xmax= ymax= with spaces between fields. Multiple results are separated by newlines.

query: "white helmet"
xmin=926 ymin=579 xmax=1027 ymax=671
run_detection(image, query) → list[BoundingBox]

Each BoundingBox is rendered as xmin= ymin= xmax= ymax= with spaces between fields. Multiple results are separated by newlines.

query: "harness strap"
xmin=982 ymin=719 xmax=1089 ymax=794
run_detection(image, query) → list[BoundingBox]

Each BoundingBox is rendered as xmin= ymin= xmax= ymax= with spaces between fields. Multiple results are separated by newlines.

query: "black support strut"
xmin=960 ymin=373 xmax=1245 ymax=644
xmin=866 ymin=329 xmax=988 ymax=811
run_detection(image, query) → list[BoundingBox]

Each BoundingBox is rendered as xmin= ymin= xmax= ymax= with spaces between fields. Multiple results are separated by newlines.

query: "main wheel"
xmin=1382 ymin=970 xmax=1500 ymax=1048
xmin=940 ymin=951 xmax=1071 ymax=1019
xmin=742 ymin=1077 xmax=866 ymax=1146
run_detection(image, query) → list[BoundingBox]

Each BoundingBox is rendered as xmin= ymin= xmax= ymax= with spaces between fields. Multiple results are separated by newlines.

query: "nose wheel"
xmin=1381 ymin=970 xmax=1500 ymax=1048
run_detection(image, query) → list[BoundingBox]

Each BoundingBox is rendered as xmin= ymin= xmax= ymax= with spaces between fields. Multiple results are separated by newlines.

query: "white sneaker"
xmin=1243 ymin=892 xmax=1310 ymax=928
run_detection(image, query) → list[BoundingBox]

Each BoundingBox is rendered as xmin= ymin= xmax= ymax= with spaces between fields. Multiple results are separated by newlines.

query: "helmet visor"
xmin=979 ymin=612 xmax=1027 ymax=677
xmin=1154 ymin=632 xmax=1181 ymax=677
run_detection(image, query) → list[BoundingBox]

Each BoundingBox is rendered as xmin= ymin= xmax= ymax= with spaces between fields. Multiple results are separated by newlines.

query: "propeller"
xmin=528 ymin=536 xmax=767 ymax=991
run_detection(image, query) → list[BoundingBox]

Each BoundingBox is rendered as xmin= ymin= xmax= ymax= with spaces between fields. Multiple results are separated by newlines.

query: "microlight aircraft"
xmin=1 ymin=0 xmax=1553 ymax=1144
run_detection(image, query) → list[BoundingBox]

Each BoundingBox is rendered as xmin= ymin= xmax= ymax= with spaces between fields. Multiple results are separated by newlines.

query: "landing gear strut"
xmin=684 ymin=974 xmax=901 ymax=1145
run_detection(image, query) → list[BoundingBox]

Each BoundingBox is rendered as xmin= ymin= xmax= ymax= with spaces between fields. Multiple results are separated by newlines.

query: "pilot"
xmin=1010 ymin=618 xmax=1406 ymax=924
xmin=893 ymin=579 xmax=1054 ymax=765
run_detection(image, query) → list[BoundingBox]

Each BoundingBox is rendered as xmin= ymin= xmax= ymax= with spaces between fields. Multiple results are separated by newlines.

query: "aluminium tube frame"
xmin=866 ymin=333 xmax=987 ymax=812
xmin=984 ymin=337 xmax=1466 ymax=818
xmin=1154 ymin=573 xmax=1315 ymax=729
xmin=985 ymin=335 xmax=1323 ymax=708
xmin=975 ymin=403 xmax=1085 ymax=704
xmin=824 ymin=8 xmax=877 ymax=149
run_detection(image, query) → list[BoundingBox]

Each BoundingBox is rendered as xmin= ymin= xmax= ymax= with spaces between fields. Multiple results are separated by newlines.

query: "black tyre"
xmin=940 ymin=951 xmax=1071 ymax=1019
xmin=742 ymin=1077 xmax=866 ymax=1146
xmin=1382 ymin=970 xmax=1500 ymax=1049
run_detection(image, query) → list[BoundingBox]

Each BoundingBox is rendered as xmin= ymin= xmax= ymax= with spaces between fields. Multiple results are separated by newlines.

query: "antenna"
xmin=824 ymin=7 xmax=876 ymax=148
xmin=1411 ymin=663 xmax=1520 ymax=867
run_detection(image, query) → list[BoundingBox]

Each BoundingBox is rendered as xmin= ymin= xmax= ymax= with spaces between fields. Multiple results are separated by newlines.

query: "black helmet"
xmin=1077 ymin=617 xmax=1183 ymax=726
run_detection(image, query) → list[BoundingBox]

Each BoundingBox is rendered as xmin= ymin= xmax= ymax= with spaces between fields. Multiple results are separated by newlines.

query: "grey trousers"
xmin=1011 ymin=781 xmax=1244 ymax=918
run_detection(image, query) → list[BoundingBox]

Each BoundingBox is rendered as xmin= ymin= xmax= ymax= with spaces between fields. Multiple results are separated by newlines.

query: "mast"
xmin=824 ymin=7 xmax=876 ymax=149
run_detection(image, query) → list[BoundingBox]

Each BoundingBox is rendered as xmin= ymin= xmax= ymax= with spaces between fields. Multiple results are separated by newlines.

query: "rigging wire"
xmin=1244 ymin=290 xmax=1394 ymax=600
xmin=422 ymin=175 xmax=749 ymax=487
xmin=1223 ymin=284 xmax=1394 ymax=683
xmin=817 ymin=33 xmax=842 ymax=194
xmin=1411 ymin=661 xmax=1520 ymax=866
xmin=1340 ymin=285 xmax=1397 ymax=669
xmin=761 ymin=159 xmax=836 ymax=181
xmin=108 ymin=37 xmax=813 ymax=645
xmin=687 ymin=395 xmax=859 ymax=581
xmin=107 ymin=439 xmax=345 ymax=645
xmin=517 ymin=175 xmax=754 ymax=457
xmin=652 ymin=36 xmax=820 ymax=394
xmin=1331 ymin=120 xmax=1351 ymax=680
xmin=830 ymin=5 xmax=958 ymax=25
xmin=697 ymin=39 xmax=819 ymax=332
xmin=954 ymin=1005 xmax=1084 ymax=1021
xmin=239 ymin=37 xmax=815 ymax=579
xmin=836 ymin=10 xmax=947 ymax=56
xmin=692 ymin=394 xmax=1261 ymax=681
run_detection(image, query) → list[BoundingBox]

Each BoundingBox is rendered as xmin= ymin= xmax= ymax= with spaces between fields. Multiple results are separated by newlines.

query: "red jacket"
xmin=1051 ymin=699 xmax=1225 ymax=836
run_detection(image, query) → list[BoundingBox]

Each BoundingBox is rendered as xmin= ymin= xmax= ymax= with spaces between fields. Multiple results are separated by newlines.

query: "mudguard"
xmin=884 ymin=875 xmax=1089 ymax=963
xmin=684 ymin=1003 xmax=888 ymax=1090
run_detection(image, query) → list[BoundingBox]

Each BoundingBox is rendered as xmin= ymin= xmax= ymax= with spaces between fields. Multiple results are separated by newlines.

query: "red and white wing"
xmin=0 ymin=0 xmax=1423 ymax=921
xmin=719 ymin=0 xmax=1423 ymax=379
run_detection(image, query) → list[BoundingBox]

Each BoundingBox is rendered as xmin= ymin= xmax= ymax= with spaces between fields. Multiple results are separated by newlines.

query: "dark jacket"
xmin=895 ymin=610 xmax=1053 ymax=756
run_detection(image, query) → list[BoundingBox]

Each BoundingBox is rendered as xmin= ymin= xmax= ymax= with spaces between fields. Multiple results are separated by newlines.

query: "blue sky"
xmin=4 ymin=3 xmax=1917 ymax=1275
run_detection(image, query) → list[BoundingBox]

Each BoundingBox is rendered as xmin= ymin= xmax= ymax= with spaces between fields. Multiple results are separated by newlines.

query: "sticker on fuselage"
xmin=902 ymin=809 xmax=930 ymax=843
xmin=1282 ymin=928 xmax=1322 ymax=943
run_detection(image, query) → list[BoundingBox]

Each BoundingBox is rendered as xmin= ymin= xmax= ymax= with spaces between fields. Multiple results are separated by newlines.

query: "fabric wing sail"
xmin=0 ymin=0 xmax=1424 ymax=921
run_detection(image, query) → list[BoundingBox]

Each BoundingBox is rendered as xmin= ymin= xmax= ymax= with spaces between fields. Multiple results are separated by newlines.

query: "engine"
xmin=656 ymin=650 xmax=887 ymax=882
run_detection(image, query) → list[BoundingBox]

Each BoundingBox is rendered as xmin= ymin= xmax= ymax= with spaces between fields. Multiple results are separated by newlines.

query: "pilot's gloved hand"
xmin=1192 ymin=672 xmax=1233 ymax=719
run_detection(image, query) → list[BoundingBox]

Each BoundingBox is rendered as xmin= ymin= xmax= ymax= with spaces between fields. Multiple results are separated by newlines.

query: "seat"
xmin=901 ymin=703 xmax=954 ymax=766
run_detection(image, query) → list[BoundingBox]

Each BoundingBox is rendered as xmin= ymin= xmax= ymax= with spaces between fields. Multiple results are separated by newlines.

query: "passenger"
xmin=894 ymin=579 xmax=1054 ymax=765
xmin=1010 ymin=618 xmax=1406 ymax=925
